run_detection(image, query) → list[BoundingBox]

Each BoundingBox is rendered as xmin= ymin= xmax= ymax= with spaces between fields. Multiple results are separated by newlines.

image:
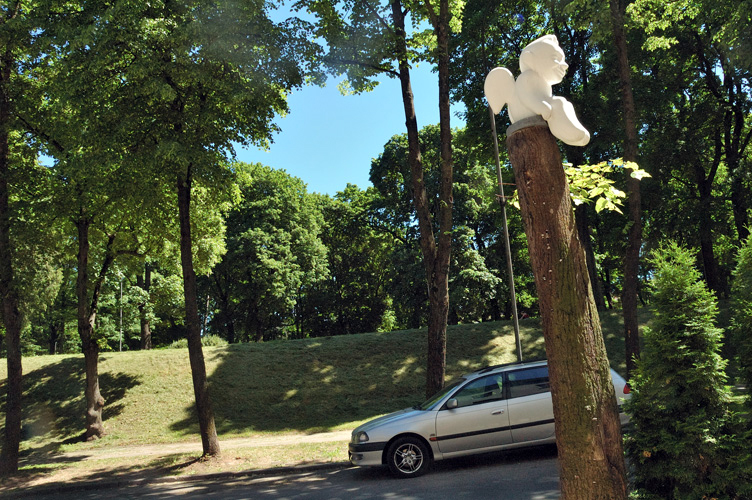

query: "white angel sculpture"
xmin=484 ymin=35 xmax=590 ymax=147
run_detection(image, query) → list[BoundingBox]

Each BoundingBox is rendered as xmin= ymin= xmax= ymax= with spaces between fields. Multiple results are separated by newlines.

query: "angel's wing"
xmin=483 ymin=67 xmax=515 ymax=115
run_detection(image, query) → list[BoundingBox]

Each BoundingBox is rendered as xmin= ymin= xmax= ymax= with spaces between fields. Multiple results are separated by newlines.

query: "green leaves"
xmin=565 ymin=158 xmax=650 ymax=214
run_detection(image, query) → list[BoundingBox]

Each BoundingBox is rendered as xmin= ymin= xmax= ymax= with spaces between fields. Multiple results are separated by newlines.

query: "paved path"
xmin=55 ymin=430 xmax=352 ymax=461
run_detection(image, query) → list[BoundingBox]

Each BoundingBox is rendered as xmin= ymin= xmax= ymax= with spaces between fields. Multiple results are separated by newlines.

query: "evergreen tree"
xmin=732 ymin=233 xmax=752 ymax=411
xmin=626 ymin=242 xmax=736 ymax=499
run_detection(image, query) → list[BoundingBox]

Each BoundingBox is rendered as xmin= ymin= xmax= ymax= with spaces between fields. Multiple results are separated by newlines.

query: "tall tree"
xmin=68 ymin=0 xmax=321 ymax=455
xmin=626 ymin=242 xmax=738 ymax=499
xmin=302 ymin=185 xmax=396 ymax=337
xmin=609 ymin=0 xmax=642 ymax=379
xmin=209 ymin=163 xmax=328 ymax=342
xmin=0 ymin=22 xmax=23 ymax=475
xmin=300 ymin=0 xmax=459 ymax=396
xmin=507 ymin=123 xmax=627 ymax=499
xmin=0 ymin=0 xmax=34 ymax=474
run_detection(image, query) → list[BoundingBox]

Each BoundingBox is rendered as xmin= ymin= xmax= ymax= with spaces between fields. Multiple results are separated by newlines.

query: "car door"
xmin=434 ymin=373 xmax=512 ymax=455
xmin=506 ymin=366 xmax=555 ymax=443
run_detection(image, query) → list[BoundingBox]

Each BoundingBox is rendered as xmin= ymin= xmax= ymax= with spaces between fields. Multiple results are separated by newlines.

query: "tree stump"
xmin=506 ymin=119 xmax=627 ymax=500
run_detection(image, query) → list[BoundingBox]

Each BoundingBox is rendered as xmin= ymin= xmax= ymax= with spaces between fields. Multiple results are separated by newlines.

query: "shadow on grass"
xmin=0 ymin=356 xmax=142 ymax=460
xmin=170 ymin=320 xmax=549 ymax=437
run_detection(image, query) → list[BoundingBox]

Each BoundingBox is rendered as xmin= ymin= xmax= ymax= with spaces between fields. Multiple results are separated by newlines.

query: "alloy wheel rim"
xmin=395 ymin=443 xmax=423 ymax=473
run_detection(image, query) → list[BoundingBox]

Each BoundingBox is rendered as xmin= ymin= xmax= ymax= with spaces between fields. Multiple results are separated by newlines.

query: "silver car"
xmin=348 ymin=360 xmax=631 ymax=478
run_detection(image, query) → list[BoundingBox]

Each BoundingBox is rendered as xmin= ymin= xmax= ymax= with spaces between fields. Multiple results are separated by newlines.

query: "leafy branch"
xmin=509 ymin=158 xmax=651 ymax=214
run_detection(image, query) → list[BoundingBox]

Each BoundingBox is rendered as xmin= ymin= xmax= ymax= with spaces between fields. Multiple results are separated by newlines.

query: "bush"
xmin=625 ymin=242 xmax=739 ymax=499
xmin=729 ymin=232 xmax=752 ymax=498
xmin=731 ymin=232 xmax=752 ymax=405
xmin=168 ymin=335 xmax=228 ymax=349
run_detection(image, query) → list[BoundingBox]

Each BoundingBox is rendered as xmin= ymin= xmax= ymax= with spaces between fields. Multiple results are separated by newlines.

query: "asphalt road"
xmin=18 ymin=445 xmax=561 ymax=500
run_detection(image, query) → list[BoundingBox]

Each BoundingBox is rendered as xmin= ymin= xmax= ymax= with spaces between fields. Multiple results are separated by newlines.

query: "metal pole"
xmin=489 ymin=106 xmax=523 ymax=362
xmin=119 ymin=278 xmax=123 ymax=352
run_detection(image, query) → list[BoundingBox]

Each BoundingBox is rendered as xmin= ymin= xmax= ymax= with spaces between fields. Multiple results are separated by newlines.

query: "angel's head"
xmin=519 ymin=35 xmax=568 ymax=85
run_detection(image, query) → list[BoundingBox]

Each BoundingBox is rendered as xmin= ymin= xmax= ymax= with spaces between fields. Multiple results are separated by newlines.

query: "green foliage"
xmin=370 ymin=125 xmax=534 ymax=323
xmin=208 ymin=163 xmax=328 ymax=342
xmin=731 ymin=233 xmax=752 ymax=410
xmin=168 ymin=335 xmax=228 ymax=349
xmin=565 ymin=159 xmax=650 ymax=214
xmin=300 ymin=185 xmax=396 ymax=336
xmin=625 ymin=242 xmax=744 ymax=499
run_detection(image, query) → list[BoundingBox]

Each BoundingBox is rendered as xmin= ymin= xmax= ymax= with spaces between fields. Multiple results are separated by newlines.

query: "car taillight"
xmin=623 ymin=383 xmax=631 ymax=395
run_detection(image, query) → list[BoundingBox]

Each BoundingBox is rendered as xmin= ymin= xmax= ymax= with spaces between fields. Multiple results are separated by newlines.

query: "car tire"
xmin=386 ymin=436 xmax=432 ymax=478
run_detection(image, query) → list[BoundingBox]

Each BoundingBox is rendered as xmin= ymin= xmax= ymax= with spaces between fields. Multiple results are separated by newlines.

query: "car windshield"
xmin=416 ymin=378 xmax=466 ymax=411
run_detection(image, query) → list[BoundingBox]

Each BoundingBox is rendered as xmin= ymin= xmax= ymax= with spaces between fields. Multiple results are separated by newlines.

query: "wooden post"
xmin=506 ymin=119 xmax=627 ymax=500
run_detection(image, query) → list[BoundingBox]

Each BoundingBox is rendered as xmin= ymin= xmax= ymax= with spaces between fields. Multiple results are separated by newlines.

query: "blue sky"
xmin=237 ymin=63 xmax=465 ymax=195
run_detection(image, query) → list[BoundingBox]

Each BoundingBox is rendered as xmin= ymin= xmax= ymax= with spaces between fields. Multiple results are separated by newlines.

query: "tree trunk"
xmin=391 ymin=0 xmax=450 ymax=398
xmin=507 ymin=122 xmax=627 ymax=500
xmin=177 ymin=167 xmax=220 ymax=457
xmin=75 ymin=217 xmax=106 ymax=440
xmin=610 ymin=0 xmax=642 ymax=380
xmin=0 ymin=47 xmax=22 ymax=474
xmin=693 ymin=141 xmax=723 ymax=297
xmin=428 ymin=0 xmax=453 ymax=398
xmin=0 ymin=2 xmax=23 ymax=476
xmin=730 ymin=165 xmax=749 ymax=244
xmin=576 ymin=200 xmax=607 ymax=312
xmin=137 ymin=264 xmax=152 ymax=350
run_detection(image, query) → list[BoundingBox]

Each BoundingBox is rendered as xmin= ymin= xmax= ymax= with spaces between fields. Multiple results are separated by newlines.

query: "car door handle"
xmin=491 ymin=409 xmax=505 ymax=415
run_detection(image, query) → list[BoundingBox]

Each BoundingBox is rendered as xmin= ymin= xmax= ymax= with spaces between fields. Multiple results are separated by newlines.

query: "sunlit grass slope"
xmin=0 ymin=310 xmax=646 ymax=455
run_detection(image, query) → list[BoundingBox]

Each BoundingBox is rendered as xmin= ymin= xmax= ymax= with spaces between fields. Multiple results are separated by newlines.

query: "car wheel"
xmin=386 ymin=436 xmax=432 ymax=478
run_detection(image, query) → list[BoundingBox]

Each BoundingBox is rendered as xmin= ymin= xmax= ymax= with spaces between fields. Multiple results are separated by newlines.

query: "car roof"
xmin=463 ymin=359 xmax=548 ymax=379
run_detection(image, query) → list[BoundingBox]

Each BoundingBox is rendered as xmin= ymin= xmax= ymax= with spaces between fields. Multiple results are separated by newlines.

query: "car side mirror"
xmin=446 ymin=398 xmax=458 ymax=410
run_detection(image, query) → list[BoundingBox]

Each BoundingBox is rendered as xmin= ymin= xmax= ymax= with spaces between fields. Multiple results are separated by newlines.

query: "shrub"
xmin=168 ymin=335 xmax=228 ymax=349
xmin=625 ymin=242 xmax=738 ymax=499
xmin=200 ymin=335 xmax=228 ymax=348
xmin=731 ymin=232 xmax=752 ymax=407
xmin=729 ymin=232 xmax=752 ymax=498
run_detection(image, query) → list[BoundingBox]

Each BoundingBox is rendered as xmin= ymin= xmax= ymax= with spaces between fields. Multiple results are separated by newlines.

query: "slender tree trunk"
xmin=176 ymin=167 xmax=220 ymax=457
xmin=0 ymin=39 xmax=22 ymax=473
xmin=391 ymin=0 xmax=451 ymax=398
xmin=575 ymin=205 xmax=607 ymax=311
xmin=693 ymin=141 xmax=723 ymax=296
xmin=137 ymin=263 xmax=152 ymax=350
xmin=507 ymin=122 xmax=627 ymax=500
xmin=0 ymin=3 xmax=22 ymax=476
xmin=75 ymin=217 xmax=106 ymax=440
xmin=730 ymin=167 xmax=749 ymax=244
xmin=610 ymin=0 xmax=642 ymax=380
xmin=568 ymin=148 xmax=606 ymax=311
xmin=428 ymin=0 xmax=453 ymax=397
xmin=49 ymin=272 xmax=68 ymax=354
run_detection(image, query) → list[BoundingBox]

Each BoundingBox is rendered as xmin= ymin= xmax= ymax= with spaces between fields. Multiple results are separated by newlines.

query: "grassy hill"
xmin=1 ymin=309 xmax=646 ymax=459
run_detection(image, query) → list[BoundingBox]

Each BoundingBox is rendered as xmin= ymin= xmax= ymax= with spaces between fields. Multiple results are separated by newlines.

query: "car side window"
xmin=451 ymin=374 xmax=504 ymax=408
xmin=507 ymin=366 xmax=550 ymax=399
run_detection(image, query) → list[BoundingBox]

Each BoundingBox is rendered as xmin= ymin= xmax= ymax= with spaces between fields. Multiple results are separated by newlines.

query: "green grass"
xmin=0 ymin=310 xmax=646 ymax=460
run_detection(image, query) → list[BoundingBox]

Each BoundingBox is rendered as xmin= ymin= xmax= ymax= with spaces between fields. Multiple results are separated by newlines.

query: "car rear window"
xmin=507 ymin=366 xmax=550 ymax=398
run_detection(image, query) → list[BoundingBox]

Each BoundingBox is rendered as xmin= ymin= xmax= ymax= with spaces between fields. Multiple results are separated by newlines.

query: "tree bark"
xmin=137 ymin=263 xmax=152 ymax=350
xmin=177 ymin=167 xmax=220 ymax=456
xmin=0 ymin=2 xmax=23 ymax=475
xmin=0 ymin=27 xmax=22 ymax=473
xmin=75 ymin=217 xmax=106 ymax=440
xmin=610 ymin=0 xmax=642 ymax=380
xmin=507 ymin=122 xmax=627 ymax=500
xmin=391 ymin=0 xmax=451 ymax=398
xmin=575 ymin=205 xmax=606 ymax=311
xmin=693 ymin=135 xmax=723 ymax=297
